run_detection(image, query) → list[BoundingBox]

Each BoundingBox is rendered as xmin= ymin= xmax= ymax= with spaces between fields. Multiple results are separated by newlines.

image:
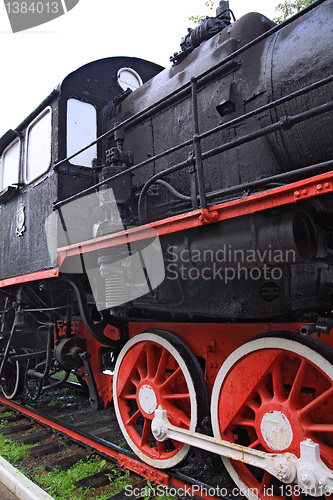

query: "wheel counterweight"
xmin=113 ymin=330 xmax=208 ymax=468
xmin=211 ymin=336 xmax=333 ymax=500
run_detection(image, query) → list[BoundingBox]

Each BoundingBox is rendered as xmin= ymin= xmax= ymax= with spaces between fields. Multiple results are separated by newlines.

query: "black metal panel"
xmin=0 ymin=172 xmax=57 ymax=280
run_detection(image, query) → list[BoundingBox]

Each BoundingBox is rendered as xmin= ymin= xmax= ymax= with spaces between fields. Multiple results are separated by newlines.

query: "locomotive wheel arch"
xmin=113 ymin=329 xmax=209 ymax=468
xmin=211 ymin=332 xmax=333 ymax=500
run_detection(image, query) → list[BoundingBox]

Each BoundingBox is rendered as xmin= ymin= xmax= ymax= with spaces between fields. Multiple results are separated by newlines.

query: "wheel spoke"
xmin=248 ymin=439 xmax=261 ymax=449
xmin=256 ymin=382 xmax=272 ymax=404
xmin=246 ymin=400 xmax=260 ymax=412
xmin=163 ymin=400 xmax=191 ymax=427
xmin=170 ymin=438 xmax=182 ymax=451
xmin=156 ymin=439 xmax=166 ymax=454
xmin=145 ymin=343 xmax=157 ymax=380
xmin=123 ymin=393 xmax=137 ymax=400
xmin=119 ymin=376 xmax=138 ymax=399
xmin=176 ymin=413 xmax=191 ymax=427
xmin=259 ymin=471 xmax=272 ymax=494
xmin=291 ymin=489 xmax=302 ymax=500
xmin=233 ymin=417 xmax=256 ymax=428
xmin=303 ymin=423 xmax=333 ymax=433
xmin=288 ymin=358 xmax=308 ymax=408
xmin=140 ymin=418 xmax=152 ymax=447
xmin=126 ymin=409 xmax=141 ymax=426
xmin=137 ymin=363 xmax=146 ymax=380
xmin=155 ymin=348 xmax=169 ymax=382
xmin=161 ymin=366 xmax=182 ymax=389
xmin=163 ymin=393 xmax=190 ymax=400
xmin=270 ymin=358 xmax=285 ymax=401
xmin=299 ymin=386 xmax=333 ymax=416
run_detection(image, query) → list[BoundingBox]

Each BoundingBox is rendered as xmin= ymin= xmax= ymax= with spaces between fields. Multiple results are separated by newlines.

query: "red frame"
xmin=57 ymin=170 xmax=333 ymax=266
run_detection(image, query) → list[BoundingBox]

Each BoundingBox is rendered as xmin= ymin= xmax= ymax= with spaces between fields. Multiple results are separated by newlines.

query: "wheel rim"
xmin=113 ymin=331 xmax=204 ymax=468
xmin=211 ymin=337 xmax=333 ymax=500
xmin=0 ymin=350 xmax=22 ymax=400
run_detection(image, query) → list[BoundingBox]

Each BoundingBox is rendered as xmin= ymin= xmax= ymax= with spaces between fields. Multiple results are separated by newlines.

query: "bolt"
xmin=151 ymin=421 xmax=162 ymax=438
xmin=151 ymin=421 xmax=167 ymax=441
xmin=301 ymin=474 xmax=310 ymax=484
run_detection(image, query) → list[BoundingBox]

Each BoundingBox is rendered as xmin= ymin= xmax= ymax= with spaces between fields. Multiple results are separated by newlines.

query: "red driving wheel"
xmin=211 ymin=336 xmax=333 ymax=500
xmin=113 ymin=330 xmax=208 ymax=468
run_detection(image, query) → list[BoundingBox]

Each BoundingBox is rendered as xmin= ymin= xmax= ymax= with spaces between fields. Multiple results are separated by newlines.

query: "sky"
xmin=0 ymin=0 xmax=278 ymax=137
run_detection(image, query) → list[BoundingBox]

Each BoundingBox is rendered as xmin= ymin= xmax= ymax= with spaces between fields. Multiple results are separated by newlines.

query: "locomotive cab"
xmin=0 ymin=57 xmax=164 ymax=282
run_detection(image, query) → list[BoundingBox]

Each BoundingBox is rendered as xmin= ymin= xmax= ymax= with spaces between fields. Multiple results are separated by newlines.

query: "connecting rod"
xmin=152 ymin=406 xmax=333 ymax=496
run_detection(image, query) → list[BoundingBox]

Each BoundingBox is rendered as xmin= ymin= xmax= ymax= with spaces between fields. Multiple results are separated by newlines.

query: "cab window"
xmin=117 ymin=67 xmax=143 ymax=91
xmin=25 ymin=108 xmax=52 ymax=184
xmin=1 ymin=138 xmax=20 ymax=190
xmin=67 ymin=98 xmax=97 ymax=167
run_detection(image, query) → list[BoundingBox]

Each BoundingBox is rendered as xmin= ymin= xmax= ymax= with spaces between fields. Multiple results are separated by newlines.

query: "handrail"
xmin=137 ymin=100 xmax=333 ymax=223
xmin=53 ymin=73 xmax=333 ymax=211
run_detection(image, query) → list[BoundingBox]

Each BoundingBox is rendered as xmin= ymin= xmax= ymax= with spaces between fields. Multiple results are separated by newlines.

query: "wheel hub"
xmin=260 ymin=410 xmax=293 ymax=451
xmin=138 ymin=384 xmax=157 ymax=415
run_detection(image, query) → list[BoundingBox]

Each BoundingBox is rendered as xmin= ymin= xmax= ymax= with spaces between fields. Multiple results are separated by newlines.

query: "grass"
xmin=46 ymin=378 xmax=85 ymax=408
xmin=0 ymin=407 xmax=179 ymax=499
xmin=0 ymin=432 xmax=32 ymax=465
xmin=0 ymin=435 xmax=180 ymax=500
xmin=0 ymin=411 xmax=14 ymax=419
xmin=36 ymin=455 xmax=133 ymax=500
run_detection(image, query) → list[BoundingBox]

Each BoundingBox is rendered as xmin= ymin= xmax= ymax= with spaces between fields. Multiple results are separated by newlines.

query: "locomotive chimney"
xmin=216 ymin=1 xmax=231 ymax=24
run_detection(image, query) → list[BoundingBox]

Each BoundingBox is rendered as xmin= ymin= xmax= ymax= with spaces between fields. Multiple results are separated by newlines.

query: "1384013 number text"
xmin=5 ymin=2 xmax=60 ymax=14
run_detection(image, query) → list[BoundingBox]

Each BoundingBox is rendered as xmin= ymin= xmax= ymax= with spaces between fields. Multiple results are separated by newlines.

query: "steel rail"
xmin=0 ymin=395 xmax=223 ymax=500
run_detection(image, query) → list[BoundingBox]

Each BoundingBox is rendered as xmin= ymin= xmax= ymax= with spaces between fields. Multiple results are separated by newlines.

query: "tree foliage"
xmin=189 ymin=0 xmax=215 ymax=25
xmin=273 ymin=0 xmax=316 ymax=23
xmin=190 ymin=0 xmax=316 ymax=26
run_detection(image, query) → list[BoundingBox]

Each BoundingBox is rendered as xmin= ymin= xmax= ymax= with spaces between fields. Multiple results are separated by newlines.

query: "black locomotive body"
xmin=0 ymin=1 xmax=333 ymax=498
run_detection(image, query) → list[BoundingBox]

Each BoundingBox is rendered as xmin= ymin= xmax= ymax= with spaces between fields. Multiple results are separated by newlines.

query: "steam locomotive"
xmin=0 ymin=0 xmax=332 ymax=497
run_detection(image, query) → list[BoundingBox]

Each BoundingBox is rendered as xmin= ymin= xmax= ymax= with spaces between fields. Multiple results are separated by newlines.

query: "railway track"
xmin=0 ymin=385 xmax=234 ymax=500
